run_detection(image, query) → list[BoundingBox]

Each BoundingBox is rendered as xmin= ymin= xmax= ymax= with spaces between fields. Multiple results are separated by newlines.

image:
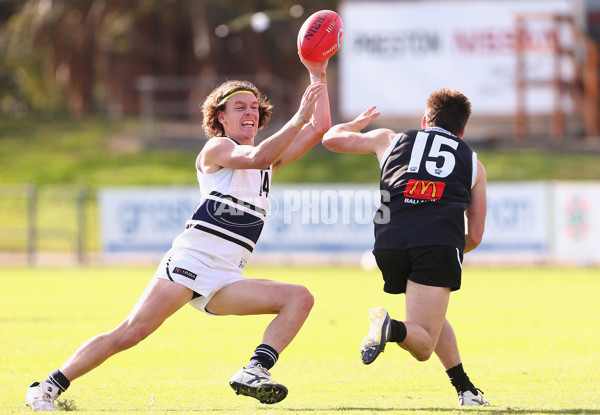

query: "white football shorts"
xmin=153 ymin=247 xmax=247 ymax=314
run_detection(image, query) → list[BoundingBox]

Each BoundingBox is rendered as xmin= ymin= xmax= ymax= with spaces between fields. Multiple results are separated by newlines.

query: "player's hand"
xmin=299 ymin=53 xmax=329 ymax=78
xmin=297 ymin=82 xmax=324 ymax=122
xmin=350 ymin=106 xmax=381 ymax=131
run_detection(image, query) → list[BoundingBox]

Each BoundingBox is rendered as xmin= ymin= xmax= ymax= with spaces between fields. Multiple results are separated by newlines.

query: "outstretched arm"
xmin=274 ymin=57 xmax=332 ymax=170
xmin=199 ymin=83 xmax=324 ymax=173
xmin=323 ymin=106 xmax=396 ymax=162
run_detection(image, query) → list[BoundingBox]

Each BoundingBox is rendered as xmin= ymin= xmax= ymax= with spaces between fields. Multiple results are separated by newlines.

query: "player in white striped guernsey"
xmin=26 ymin=57 xmax=331 ymax=411
xmin=173 ymin=134 xmax=272 ymax=273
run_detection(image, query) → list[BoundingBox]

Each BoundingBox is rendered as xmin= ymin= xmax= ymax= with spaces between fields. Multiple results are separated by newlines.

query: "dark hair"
xmin=424 ymin=88 xmax=472 ymax=136
xmin=201 ymin=80 xmax=273 ymax=138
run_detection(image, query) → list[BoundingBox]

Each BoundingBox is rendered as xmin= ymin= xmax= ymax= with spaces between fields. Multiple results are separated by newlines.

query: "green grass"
xmin=0 ymin=117 xmax=196 ymax=186
xmin=12 ymin=116 xmax=600 ymax=254
xmin=3 ymin=116 xmax=600 ymax=185
xmin=2 ymin=265 xmax=599 ymax=414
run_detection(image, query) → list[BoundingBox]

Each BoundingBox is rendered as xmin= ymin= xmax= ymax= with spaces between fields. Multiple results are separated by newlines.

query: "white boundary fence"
xmin=98 ymin=182 xmax=600 ymax=266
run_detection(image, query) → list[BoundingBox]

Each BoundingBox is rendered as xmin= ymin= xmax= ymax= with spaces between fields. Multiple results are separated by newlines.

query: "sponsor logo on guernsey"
xmin=173 ymin=267 xmax=197 ymax=280
xmin=403 ymin=179 xmax=446 ymax=200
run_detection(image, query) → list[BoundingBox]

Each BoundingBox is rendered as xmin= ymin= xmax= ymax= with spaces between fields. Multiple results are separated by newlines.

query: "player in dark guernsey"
xmin=323 ymin=88 xmax=489 ymax=407
xmin=376 ymin=127 xmax=476 ymax=252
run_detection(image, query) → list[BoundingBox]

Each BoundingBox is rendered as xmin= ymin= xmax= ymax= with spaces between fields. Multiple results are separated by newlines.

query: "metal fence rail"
xmin=0 ymin=184 xmax=91 ymax=265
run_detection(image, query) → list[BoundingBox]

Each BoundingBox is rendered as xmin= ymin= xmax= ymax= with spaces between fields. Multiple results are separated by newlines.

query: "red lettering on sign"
xmin=454 ymin=28 xmax=556 ymax=54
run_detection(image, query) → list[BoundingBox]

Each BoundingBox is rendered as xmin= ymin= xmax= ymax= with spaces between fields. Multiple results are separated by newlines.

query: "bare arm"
xmin=274 ymin=57 xmax=332 ymax=170
xmin=199 ymin=83 xmax=324 ymax=173
xmin=322 ymin=106 xmax=396 ymax=162
xmin=464 ymin=160 xmax=487 ymax=253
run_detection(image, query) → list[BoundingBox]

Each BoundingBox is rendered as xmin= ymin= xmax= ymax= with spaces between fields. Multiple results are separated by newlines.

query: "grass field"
xmin=3 ymin=116 xmax=600 ymax=185
xmin=2 ymin=265 xmax=599 ymax=414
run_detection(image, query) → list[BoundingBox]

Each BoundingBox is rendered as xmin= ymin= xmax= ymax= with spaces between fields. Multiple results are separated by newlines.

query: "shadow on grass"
xmin=78 ymin=407 xmax=600 ymax=414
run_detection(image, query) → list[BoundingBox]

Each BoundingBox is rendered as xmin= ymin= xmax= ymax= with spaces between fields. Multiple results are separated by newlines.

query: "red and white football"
xmin=297 ymin=10 xmax=344 ymax=62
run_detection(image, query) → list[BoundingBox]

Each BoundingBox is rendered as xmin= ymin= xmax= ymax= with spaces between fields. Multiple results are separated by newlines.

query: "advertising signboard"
xmin=339 ymin=0 xmax=573 ymax=117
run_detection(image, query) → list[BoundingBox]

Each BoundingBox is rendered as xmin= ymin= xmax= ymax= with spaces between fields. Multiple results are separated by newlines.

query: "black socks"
xmin=249 ymin=344 xmax=279 ymax=370
xmin=388 ymin=319 xmax=407 ymax=343
xmin=46 ymin=369 xmax=70 ymax=394
xmin=446 ymin=363 xmax=477 ymax=394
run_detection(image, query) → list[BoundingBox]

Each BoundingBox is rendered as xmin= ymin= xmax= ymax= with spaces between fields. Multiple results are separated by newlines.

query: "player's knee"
xmin=289 ymin=285 xmax=314 ymax=315
xmin=411 ymin=342 xmax=436 ymax=362
xmin=413 ymin=349 xmax=434 ymax=362
xmin=114 ymin=323 xmax=152 ymax=351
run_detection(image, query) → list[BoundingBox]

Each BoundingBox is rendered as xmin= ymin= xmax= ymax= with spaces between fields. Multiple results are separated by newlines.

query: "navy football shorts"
xmin=373 ymin=245 xmax=463 ymax=294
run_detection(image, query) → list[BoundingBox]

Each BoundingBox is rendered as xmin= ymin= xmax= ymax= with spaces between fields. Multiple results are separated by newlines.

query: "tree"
xmin=0 ymin=0 xmax=338 ymax=117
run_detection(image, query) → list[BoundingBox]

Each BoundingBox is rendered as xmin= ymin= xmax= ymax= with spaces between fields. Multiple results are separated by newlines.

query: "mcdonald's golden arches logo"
xmin=403 ymin=179 xmax=446 ymax=200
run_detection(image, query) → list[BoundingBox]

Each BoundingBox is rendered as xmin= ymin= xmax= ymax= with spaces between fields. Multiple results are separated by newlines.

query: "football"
xmin=297 ymin=10 xmax=344 ymax=62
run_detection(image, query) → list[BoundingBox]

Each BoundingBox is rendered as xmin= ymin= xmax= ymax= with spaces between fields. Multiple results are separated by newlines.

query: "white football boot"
xmin=229 ymin=364 xmax=288 ymax=404
xmin=26 ymin=381 xmax=59 ymax=411
xmin=360 ymin=306 xmax=391 ymax=364
xmin=458 ymin=389 xmax=490 ymax=406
